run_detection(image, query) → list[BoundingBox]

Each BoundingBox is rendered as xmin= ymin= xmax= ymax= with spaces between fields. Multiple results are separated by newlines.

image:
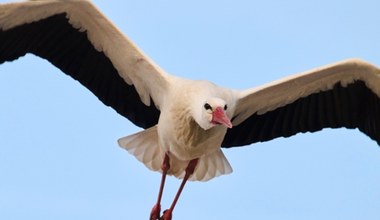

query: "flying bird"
xmin=1 ymin=1 xmax=380 ymax=219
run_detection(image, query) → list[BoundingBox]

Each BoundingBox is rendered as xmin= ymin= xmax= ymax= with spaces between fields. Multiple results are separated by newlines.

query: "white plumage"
xmin=1 ymin=1 xmax=380 ymax=219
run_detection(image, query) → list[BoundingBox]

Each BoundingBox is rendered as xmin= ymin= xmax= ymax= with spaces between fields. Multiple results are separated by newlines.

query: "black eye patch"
xmin=204 ymin=103 xmax=212 ymax=110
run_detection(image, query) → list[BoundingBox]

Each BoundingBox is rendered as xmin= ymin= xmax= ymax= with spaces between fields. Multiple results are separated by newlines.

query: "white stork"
xmin=1 ymin=1 xmax=380 ymax=220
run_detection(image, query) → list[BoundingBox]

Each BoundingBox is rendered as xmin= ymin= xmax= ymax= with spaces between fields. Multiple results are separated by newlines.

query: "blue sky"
xmin=1 ymin=0 xmax=380 ymax=219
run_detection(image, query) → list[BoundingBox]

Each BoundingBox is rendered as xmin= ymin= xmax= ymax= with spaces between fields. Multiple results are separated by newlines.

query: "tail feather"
xmin=189 ymin=149 xmax=232 ymax=182
xmin=118 ymin=126 xmax=163 ymax=172
xmin=118 ymin=126 xmax=232 ymax=182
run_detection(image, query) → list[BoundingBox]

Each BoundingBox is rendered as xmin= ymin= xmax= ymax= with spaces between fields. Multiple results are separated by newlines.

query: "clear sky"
xmin=1 ymin=0 xmax=380 ymax=219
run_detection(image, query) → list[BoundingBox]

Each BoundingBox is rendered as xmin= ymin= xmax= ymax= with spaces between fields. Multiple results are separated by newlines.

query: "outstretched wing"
xmin=0 ymin=0 xmax=171 ymax=128
xmin=223 ymin=59 xmax=380 ymax=147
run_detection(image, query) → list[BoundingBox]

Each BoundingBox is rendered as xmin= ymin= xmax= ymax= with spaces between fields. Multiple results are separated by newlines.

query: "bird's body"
xmin=119 ymin=78 xmax=235 ymax=181
xmin=1 ymin=1 xmax=380 ymax=219
xmin=158 ymin=79 xmax=230 ymax=160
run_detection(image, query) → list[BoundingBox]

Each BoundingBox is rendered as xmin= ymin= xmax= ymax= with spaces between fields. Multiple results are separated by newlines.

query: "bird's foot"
xmin=160 ymin=209 xmax=172 ymax=220
xmin=150 ymin=204 xmax=161 ymax=220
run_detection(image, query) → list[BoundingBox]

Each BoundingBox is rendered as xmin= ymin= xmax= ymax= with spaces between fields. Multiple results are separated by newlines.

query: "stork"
xmin=1 ymin=1 xmax=380 ymax=220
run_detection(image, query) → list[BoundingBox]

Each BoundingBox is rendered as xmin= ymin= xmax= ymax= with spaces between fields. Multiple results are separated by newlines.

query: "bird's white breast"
xmin=157 ymin=79 xmax=231 ymax=161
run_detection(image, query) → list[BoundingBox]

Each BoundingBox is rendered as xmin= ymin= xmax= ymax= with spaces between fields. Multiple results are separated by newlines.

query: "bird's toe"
xmin=150 ymin=204 xmax=161 ymax=220
xmin=160 ymin=209 xmax=172 ymax=220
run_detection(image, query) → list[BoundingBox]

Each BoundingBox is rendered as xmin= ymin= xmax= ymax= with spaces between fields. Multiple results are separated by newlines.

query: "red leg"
xmin=161 ymin=158 xmax=199 ymax=220
xmin=150 ymin=153 xmax=170 ymax=220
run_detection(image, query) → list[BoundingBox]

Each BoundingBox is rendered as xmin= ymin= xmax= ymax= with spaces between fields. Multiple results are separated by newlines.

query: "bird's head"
xmin=195 ymin=97 xmax=232 ymax=130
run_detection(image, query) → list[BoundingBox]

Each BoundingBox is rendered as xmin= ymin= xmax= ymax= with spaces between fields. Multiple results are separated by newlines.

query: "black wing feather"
xmin=222 ymin=81 xmax=380 ymax=148
xmin=0 ymin=13 xmax=160 ymax=129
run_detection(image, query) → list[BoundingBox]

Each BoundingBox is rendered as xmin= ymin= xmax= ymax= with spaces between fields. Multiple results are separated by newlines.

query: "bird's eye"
xmin=224 ymin=104 xmax=228 ymax=111
xmin=204 ymin=103 xmax=212 ymax=110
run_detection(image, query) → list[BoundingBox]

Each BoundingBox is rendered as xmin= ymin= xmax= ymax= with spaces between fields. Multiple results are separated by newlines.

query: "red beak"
xmin=212 ymin=107 xmax=233 ymax=128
